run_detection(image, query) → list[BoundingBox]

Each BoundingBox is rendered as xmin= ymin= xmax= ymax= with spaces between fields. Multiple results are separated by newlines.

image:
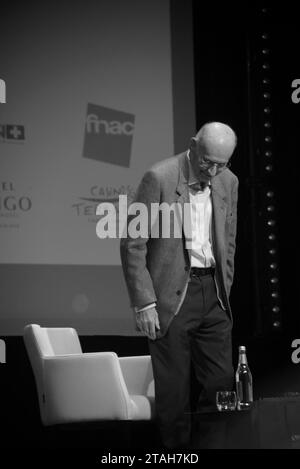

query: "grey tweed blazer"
xmin=120 ymin=152 xmax=239 ymax=338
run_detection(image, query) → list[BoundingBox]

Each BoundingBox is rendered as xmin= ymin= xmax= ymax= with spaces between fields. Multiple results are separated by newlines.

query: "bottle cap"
xmin=239 ymin=345 xmax=246 ymax=352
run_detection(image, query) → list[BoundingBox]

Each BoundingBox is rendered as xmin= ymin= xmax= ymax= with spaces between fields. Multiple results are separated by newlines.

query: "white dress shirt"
xmin=186 ymin=154 xmax=216 ymax=268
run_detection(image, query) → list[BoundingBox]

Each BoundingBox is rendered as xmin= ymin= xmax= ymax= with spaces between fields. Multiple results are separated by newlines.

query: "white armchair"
xmin=23 ymin=324 xmax=155 ymax=426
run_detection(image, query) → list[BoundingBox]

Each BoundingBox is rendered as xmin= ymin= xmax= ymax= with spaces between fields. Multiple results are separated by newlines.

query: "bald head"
xmin=189 ymin=122 xmax=237 ymax=182
xmin=194 ymin=122 xmax=237 ymax=162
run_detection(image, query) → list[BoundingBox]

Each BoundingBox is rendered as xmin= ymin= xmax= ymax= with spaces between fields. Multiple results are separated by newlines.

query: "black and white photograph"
xmin=1 ymin=0 xmax=300 ymax=460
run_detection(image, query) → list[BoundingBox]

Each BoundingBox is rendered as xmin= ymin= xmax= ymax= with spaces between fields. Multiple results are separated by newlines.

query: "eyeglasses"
xmin=199 ymin=156 xmax=231 ymax=172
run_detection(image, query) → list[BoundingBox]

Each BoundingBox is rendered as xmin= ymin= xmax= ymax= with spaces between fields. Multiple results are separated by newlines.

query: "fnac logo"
xmin=83 ymin=103 xmax=135 ymax=168
xmin=0 ymin=339 xmax=6 ymax=363
xmin=0 ymin=79 xmax=6 ymax=104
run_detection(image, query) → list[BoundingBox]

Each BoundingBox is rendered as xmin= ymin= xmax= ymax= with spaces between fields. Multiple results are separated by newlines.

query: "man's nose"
xmin=208 ymin=165 xmax=217 ymax=176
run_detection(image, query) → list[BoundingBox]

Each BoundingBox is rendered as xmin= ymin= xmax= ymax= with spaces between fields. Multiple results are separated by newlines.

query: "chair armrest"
xmin=42 ymin=352 xmax=132 ymax=425
xmin=118 ymin=355 xmax=154 ymax=397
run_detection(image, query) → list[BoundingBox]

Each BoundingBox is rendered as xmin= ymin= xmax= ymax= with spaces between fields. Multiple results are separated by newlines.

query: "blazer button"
xmin=176 ymin=290 xmax=181 ymax=295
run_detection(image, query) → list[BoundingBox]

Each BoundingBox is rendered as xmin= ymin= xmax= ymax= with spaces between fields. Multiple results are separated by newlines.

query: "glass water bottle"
xmin=235 ymin=345 xmax=253 ymax=410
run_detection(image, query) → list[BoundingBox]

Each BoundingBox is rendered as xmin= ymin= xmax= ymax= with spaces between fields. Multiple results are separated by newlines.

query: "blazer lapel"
xmin=175 ymin=154 xmax=189 ymax=203
xmin=175 ymin=153 xmax=192 ymax=258
xmin=211 ymin=177 xmax=227 ymax=262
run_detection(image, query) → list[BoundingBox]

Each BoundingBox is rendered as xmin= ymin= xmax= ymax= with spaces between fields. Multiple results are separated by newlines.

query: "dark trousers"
xmin=148 ymin=272 xmax=234 ymax=449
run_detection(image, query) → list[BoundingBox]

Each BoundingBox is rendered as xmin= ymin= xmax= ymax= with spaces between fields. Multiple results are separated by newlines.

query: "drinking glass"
xmin=216 ymin=391 xmax=237 ymax=411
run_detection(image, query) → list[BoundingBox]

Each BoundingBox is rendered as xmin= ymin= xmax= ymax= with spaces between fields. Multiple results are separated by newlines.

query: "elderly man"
xmin=120 ymin=122 xmax=238 ymax=449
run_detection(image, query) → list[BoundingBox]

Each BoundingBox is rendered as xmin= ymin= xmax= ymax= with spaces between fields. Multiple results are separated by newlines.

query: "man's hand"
xmin=136 ymin=307 xmax=160 ymax=340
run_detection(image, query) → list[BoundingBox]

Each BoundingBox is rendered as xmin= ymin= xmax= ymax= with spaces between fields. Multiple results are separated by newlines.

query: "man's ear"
xmin=190 ymin=137 xmax=197 ymax=150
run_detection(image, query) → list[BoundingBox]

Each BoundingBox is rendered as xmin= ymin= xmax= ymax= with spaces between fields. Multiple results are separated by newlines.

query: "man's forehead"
xmin=196 ymin=139 xmax=233 ymax=162
xmin=201 ymin=153 xmax=229 ymax=163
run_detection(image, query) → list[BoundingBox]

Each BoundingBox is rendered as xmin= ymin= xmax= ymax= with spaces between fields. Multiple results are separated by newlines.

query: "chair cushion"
xmin=129 ymin=395 xmax=155 ymax=420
